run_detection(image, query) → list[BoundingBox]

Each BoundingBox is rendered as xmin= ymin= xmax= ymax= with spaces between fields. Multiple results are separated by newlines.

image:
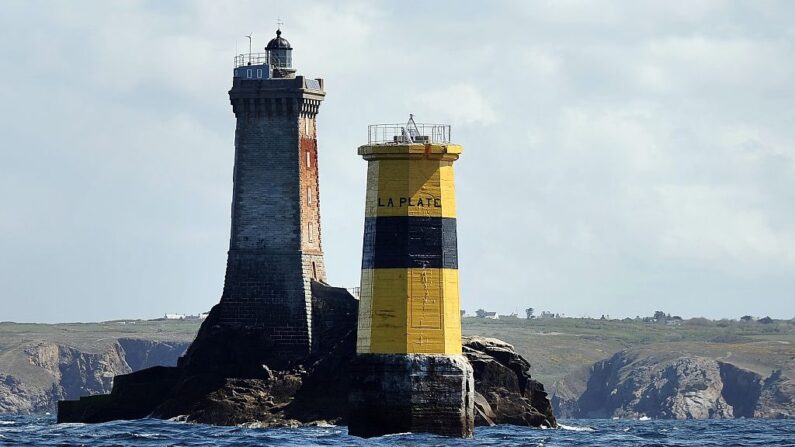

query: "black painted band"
xmin=361 ymin=216 xmax=458 ymax=269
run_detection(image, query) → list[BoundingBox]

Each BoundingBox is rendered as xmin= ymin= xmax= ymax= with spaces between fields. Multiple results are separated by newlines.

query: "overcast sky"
xmin=1 ymin=1 xmax=794 ymax=323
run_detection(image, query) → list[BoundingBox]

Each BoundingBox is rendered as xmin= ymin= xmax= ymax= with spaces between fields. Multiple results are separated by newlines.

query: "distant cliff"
xmin=0 ymin=338 xmax=189 ymax=413
xmin=552 ymin=349 xmax=795 ymax=419
xmin=2 ymin=317 xmax=794 ymax=420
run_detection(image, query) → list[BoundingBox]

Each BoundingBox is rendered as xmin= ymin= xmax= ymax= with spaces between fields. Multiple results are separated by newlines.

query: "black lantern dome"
xmin=266 ymin=29 xmax=292 ymax=50
xmin=266 ymin=29 xmax=292 ymax=68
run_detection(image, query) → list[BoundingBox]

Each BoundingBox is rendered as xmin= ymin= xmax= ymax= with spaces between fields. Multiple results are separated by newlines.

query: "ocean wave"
xmin=557 ymin=423 xmax=595 ymax=432
xmin=0 ymin=416 xmax=794 ymax=446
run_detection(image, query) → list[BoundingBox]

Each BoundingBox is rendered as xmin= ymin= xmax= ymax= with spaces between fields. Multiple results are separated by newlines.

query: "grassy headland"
xmin=2 ymin=316 xmax=793 ymax=388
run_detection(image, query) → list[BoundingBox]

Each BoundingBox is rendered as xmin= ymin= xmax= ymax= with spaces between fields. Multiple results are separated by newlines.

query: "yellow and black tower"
xmin=348 ymin=117 xmax=474 ymax=438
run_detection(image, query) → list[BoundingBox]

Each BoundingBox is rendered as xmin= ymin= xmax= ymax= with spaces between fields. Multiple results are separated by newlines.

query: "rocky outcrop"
xmin=553 ymin=350 xmax=794 ymax=420
xmin=58 ymin=283 xmax=360 ymax=425
xmin=464 ymin=336 xmax=556 ymax=427
xmin=60 ymin=332 xmax=556 ymax=429
xmin=59 ymin=287 xmax=556 ymax=430
xmin=0 ymin=340 xmax=189 ymax=414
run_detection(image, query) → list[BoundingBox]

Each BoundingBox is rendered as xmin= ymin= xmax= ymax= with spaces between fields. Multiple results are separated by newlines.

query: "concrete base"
xmin=348 ymin=354 xmax=474 ymax=438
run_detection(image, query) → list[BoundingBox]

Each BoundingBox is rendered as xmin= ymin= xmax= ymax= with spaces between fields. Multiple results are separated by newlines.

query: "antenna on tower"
xmin=406 ymin=114 xmax=420 ymax=141
xmin=245 ymin=32 xmax=253 ymax=65
xmin=276 ymin=18 xmax=284 ymax=29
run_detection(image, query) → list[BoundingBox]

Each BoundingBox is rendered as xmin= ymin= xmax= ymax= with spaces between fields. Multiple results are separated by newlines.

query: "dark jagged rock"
xmin=176 ymin=304 xmax=285 ymax=377
xmin=167 ymin=375 xmax=303 ymax=426
xmin=463 ymin=336 xmax=556 ymax=428
xmin=59 ymin=287 xmax=556 ymax=430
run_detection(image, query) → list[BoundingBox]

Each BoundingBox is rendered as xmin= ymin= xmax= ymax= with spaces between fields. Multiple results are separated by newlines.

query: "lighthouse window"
xmin=308 ymin=224 xmax=314 ymax=242
xmin=306 ymin=151 xmax=311 ymax=168
xmin=256 ymin=69 xmax=263 ymax=78
xmin=304 ymin=118 xmax=310 ymax=135
xmin=246 ymin=69 xmax=252 ymax=79
xmin=307 ymin=187 xmax=312 ymax=205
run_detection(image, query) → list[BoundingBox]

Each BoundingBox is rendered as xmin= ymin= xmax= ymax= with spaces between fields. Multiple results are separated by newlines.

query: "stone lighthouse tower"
xmin=348 ymin=117 xmax=474 ymax=438
xmin=184 ymin=28 xmax=327 ymax=369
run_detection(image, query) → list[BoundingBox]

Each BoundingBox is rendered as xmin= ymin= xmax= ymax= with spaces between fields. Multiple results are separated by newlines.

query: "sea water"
xmin=1 ymin=414 xmax=794 ymax=446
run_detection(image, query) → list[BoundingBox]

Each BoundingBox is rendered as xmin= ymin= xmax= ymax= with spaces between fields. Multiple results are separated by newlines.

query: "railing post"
xmin=365 ymin=122 xmax=452 ymax=144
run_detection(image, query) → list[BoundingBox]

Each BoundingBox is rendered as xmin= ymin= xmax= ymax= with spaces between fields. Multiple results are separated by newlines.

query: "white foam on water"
xmin=56 ymin=423 xmax=86 ymax=428
xmin=382 ymin=432 xmax=413 ymax=437
xmin=166 ymin=415 xmax=188 ymax=423
xmin=557 ymin=423 xmax=595 ymax=432
xmin=0 ymin=422 xmax=15 ymax=425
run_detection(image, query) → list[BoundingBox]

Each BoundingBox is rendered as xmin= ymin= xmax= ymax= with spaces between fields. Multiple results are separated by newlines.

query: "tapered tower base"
xmin=348 ymin=354 xmax=474 ymax=438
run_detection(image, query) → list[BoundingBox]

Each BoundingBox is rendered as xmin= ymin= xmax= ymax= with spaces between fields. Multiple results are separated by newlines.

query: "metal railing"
xmin=367 ymin=122 xmax=451 ymax=145
xmin=234 ymin=53 xmax=269 ymax=68
xmin=346 ymin=287 xmax=361 ymax=298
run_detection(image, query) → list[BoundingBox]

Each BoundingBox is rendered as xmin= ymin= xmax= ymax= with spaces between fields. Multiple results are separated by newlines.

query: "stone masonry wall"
xmin=216 ymin=79 xmax=326 ymax=361
xmin=298 ymin=114 xmax=327 ymax=307
xmin=298 ymin=115 xmax=324 ymax=268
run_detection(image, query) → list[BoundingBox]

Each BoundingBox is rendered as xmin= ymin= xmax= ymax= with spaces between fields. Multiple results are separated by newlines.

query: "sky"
xmin=1 ymin=1 xmax=794 ymax=323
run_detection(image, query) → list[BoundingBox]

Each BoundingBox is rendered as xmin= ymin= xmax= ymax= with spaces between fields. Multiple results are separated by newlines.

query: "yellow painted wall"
xmin=356 ymin=144 xmax=463 ymax=355
xmin=363 ymin=159 xmax=457 ymax=219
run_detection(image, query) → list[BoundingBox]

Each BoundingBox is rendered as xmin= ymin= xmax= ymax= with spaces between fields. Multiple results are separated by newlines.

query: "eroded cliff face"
xmin=118 ymin=339 xmax=192 ymax=371
xmin=0 ymin=340 xmax=189 ymax=413
xmin=0 ymin=373 xmax=56 ymax=414
xmin=553 ymin=351 xmax=794 ymax=419
xmin=756 ymin=370 xmax=795 ymax=419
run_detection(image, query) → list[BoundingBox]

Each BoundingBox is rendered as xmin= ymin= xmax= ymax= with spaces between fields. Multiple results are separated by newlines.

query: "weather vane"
xmin=277 ymin=18 xmax=284 ymax=29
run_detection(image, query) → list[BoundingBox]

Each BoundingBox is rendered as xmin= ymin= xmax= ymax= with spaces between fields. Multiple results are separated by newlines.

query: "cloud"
xmin=1 ymin=0 xmax=794 ymax=322
xmin=409 ymin=83 xmax=497 ymax=126
xmin=654 ymin=184 xmax=795 ymax=268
